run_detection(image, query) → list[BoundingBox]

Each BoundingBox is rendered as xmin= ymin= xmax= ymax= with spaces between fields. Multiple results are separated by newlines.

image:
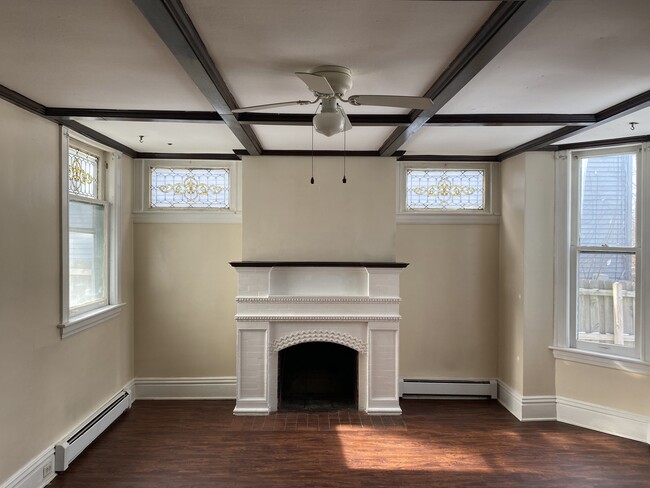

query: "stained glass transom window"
xmin=68 ymin=147 xmax=99 ymax=198
xmin=406 ymin=169 xmax=484 ymax=210
xmin=150 ymin=167 xmax=229 ymax=209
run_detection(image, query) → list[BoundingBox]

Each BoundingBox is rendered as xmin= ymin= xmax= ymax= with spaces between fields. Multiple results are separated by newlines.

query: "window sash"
xmin=569 ymin=147 xmax=642 ymax=359
xmin=68 ymin=198 xmax=109 ymax=316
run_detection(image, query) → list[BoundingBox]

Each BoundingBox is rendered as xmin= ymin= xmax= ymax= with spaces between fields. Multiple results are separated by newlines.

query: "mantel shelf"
xmin=230 ymin=261 xmax=409 ymax=268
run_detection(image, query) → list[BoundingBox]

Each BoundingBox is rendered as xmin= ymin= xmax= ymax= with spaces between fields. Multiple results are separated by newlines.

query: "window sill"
xmin=133 ymin=211 xmax=242 ymax=224
xmin=550 ymin=346 xmax=650 ymax=376
xmin=59 ymin=303 xmax=125 ymax=339
xmin=396 ymin=213 xmax=500 ymax=225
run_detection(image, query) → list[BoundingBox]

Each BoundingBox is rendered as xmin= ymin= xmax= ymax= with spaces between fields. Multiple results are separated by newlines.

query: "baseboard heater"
xmin=400 ymin=379 xmax=497 ymax=399
xmin=55 ymin=391 xmax=130 ymax=472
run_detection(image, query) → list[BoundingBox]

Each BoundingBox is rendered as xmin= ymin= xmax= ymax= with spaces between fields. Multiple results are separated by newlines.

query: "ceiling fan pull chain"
xmin=311 ymin=103 xmax=320 ymax=184
xmin=342 ymin=124 xmax=347 ymax=184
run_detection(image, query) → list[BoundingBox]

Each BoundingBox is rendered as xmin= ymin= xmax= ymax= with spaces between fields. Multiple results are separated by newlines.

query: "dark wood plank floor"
xmin=48 ymin=399 xmax=650 ymax=488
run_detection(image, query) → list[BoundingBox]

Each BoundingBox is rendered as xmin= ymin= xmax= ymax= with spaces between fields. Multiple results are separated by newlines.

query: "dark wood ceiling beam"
xmin=137 ymin=152 xmax=240 ymax=160
xmin=378 ymin=0 xmax=552 ymax=156
xmin=47 ymin=108 xmax=224 ymax=123
xmin=43 ymin=109 xmax=597 ymax=127
xmin=233 ymin=149 xmax=406 ymax=158
xmin=397 ymin=155 xmax=499 ymax=162
xmin=554 ymin=134 xmax=650 ymax=151
xmin=0 ymin=84 xmax=139 ymax=156
xmin=499 ymin=88 xmax=650 ymax=160
xmin=496 ymin=126 xmax=583 ymax=161
xmin=0 ymin=84 xmax=47 ymax=116
xmin=236 ymin=113 xmax=412 ymax=126
xmin=426 ymin=114 xmax=594 ymax=126
xmin=132 ymin=0 xmax=262 ymax=155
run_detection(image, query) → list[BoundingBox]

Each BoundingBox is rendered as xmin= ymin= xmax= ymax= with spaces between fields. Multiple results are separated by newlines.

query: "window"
xmin=406 ymin=168 xmax=485 ymax=210
xmin=60 ymin=130 xmax=123 ymax=338
xmin=150 ymin=166 xmax=229 ymax=209
xmin=397 ymin=162 xmax=498 ymax=223
xmin=572 ymin=149 xmax=639 ymax=356
xmin=555 ymin=144 xmax=650 ymax=367
xmin=133 ymin=159 xmax=240 ymax=223
xmin=68 ymin=145 xmax=108 ymax=314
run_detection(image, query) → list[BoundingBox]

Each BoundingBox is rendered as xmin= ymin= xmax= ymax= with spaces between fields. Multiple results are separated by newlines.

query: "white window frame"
xmin=396 ymin=161 xmax=500 ymax=224
xmin=552 ymin=143 xmax=650 ymax=375
xmin=59 ymin=128 xmax=124 ymax=338
xmin=133 ymin=159 xmax=241 ymax=223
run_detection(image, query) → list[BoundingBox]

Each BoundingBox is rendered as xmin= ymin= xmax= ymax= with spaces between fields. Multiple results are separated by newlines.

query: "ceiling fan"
xmin=232 ymin=65 xmax=434 ymax=137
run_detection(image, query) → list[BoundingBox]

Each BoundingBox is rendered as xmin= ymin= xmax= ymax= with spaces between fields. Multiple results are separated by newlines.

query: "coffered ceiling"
xmin=1 ymin=0 xmax=649 ymax=160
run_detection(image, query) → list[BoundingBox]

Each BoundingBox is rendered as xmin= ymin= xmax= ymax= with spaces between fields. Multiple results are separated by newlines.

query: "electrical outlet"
xmin=43 ymin=462 xmax=53 ymax=479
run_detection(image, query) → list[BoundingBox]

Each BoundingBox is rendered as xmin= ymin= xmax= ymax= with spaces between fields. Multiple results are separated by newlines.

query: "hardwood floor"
xmin=48 ymin=399 xmax=650 ymax=487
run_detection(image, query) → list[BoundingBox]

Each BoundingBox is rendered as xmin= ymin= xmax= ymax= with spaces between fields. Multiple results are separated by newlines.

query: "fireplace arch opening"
xmin=278 ymin=342 xmax=358 ymax=411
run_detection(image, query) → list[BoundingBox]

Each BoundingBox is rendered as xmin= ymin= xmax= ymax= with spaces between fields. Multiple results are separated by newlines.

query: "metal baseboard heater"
xmin=400 ymin=379 xmax=497 ymax=399
xmin=55 ymin=391 xmax=130 ymax=472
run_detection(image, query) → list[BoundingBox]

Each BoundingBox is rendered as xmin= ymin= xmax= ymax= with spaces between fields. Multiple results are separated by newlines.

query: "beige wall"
xmin=0 ymin=99 xmax=134 ymax=483
xmin=242 ymin=156 xmax=396 ymax=261
xmin=499 ymin=152 xmax=556 ymax=396
xmin=134 ymin=224 xmax=241 ymax=377
xmin=397 ymin=224 xmax=499 ymax=378
xmin=499 ymin=154 xmax=526 ymax=393
xmin=521 ymin=153 xmax=555 ymax=396
xmin=556 ymin=361 xmax=650 ymax=416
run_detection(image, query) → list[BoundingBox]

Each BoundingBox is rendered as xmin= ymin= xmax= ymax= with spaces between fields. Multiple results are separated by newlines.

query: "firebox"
xmin=278 ymin=342 xmax=358 ymax=411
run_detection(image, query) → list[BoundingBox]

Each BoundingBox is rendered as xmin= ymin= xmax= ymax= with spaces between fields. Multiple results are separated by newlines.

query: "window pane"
xmin=577 ymin=252 xmax=635 ymax=348
xmin=68 ymin=147 xmax=98 ymax=198
xmin=579 ymin=153 xmax=636 ymax=247
xmin=150 ymin=167 xmax=229 ymax=208
xmin=69 ymin=201 xmax=106 ymax=312
xmin=406 ymin=169 xmax=484 ymax=210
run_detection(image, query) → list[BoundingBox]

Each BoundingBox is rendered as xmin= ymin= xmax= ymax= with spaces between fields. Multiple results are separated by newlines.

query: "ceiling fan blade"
xmin=348 ymin=95 xmax=433 ymax=110
xmin=232 ymin=100 xmax=314 ymax=113
xmin=295 ymin=72 xmax=335 ymax=95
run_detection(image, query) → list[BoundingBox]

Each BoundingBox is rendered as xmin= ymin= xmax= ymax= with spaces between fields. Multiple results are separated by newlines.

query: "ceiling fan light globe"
xmin=313 ymin=111 xmax=346 ymax=137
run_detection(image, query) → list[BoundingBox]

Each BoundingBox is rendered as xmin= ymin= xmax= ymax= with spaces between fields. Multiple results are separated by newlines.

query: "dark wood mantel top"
xmin=229 ymin=261 xmax=409 ymax=268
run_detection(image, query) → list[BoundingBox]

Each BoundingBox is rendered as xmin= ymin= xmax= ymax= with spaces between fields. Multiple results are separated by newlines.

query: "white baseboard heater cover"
xmin=400 ymin=379 xmax=497 ymax=399
xmin=55 ymin=391 xmax=130 ymax=472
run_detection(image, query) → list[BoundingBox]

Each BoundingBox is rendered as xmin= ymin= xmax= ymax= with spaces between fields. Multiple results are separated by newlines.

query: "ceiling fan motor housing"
xmin=310 ymin=65 xmax=353 ymax=96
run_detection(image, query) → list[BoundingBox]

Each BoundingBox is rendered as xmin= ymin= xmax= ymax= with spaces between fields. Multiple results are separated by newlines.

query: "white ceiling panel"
xmin=253 ymin=125 xmax=396 ymax=151
xmin=184 ymin=0 xmax=498 ymax=114
xmin=402 ymin=126 xmax=565 ymax=156
xmin=76 ymin=121 xmax=244 ymax=153
xmin=555 ymin=107 xmax=650 ymax=146
xmin=440 ymin=0 xmax=650 ymax=114
xmin=0 ymin=0 xmax=213 ymax=110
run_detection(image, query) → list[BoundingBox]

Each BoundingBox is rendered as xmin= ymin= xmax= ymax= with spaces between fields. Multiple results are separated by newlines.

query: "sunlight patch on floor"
xmin=335 ymin=429 xmax=494 ymax=472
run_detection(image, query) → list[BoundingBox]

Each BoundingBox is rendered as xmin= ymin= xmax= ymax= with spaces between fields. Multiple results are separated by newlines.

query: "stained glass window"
xmin=406 ymin=169 xmax=484 ymax=210
xmin=68 ymin=147 xmax=99 ymax=198
xmin=150 ymin=167 xmax=229 ymax=209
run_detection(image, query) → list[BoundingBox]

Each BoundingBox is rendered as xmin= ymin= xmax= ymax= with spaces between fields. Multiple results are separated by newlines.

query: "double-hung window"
xmin=556 ymin=144 xmax=649 ymax=366
xmin=570 ymin=147 xmax=642 ymax=358
xmin=60 ymin=130 xmax=122 ymax=338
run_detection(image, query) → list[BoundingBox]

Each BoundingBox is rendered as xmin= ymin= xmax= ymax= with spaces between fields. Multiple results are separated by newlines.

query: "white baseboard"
xmin=556 ymin=396 xmax=650 ymax=444
xmin=0 ymin=448 xmax=55 ymax=488
xmin=497 ymin=381 xmax=557 ymax=421
xmin=134 ymin=377 xmax=237 ymax=399
xmin=1 ymin=380 xmax=134 ymax=488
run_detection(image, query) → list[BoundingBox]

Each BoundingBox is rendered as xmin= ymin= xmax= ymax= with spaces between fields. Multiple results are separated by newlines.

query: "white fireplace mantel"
xmin=230 ymin=262 xmax=407 ymax=416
